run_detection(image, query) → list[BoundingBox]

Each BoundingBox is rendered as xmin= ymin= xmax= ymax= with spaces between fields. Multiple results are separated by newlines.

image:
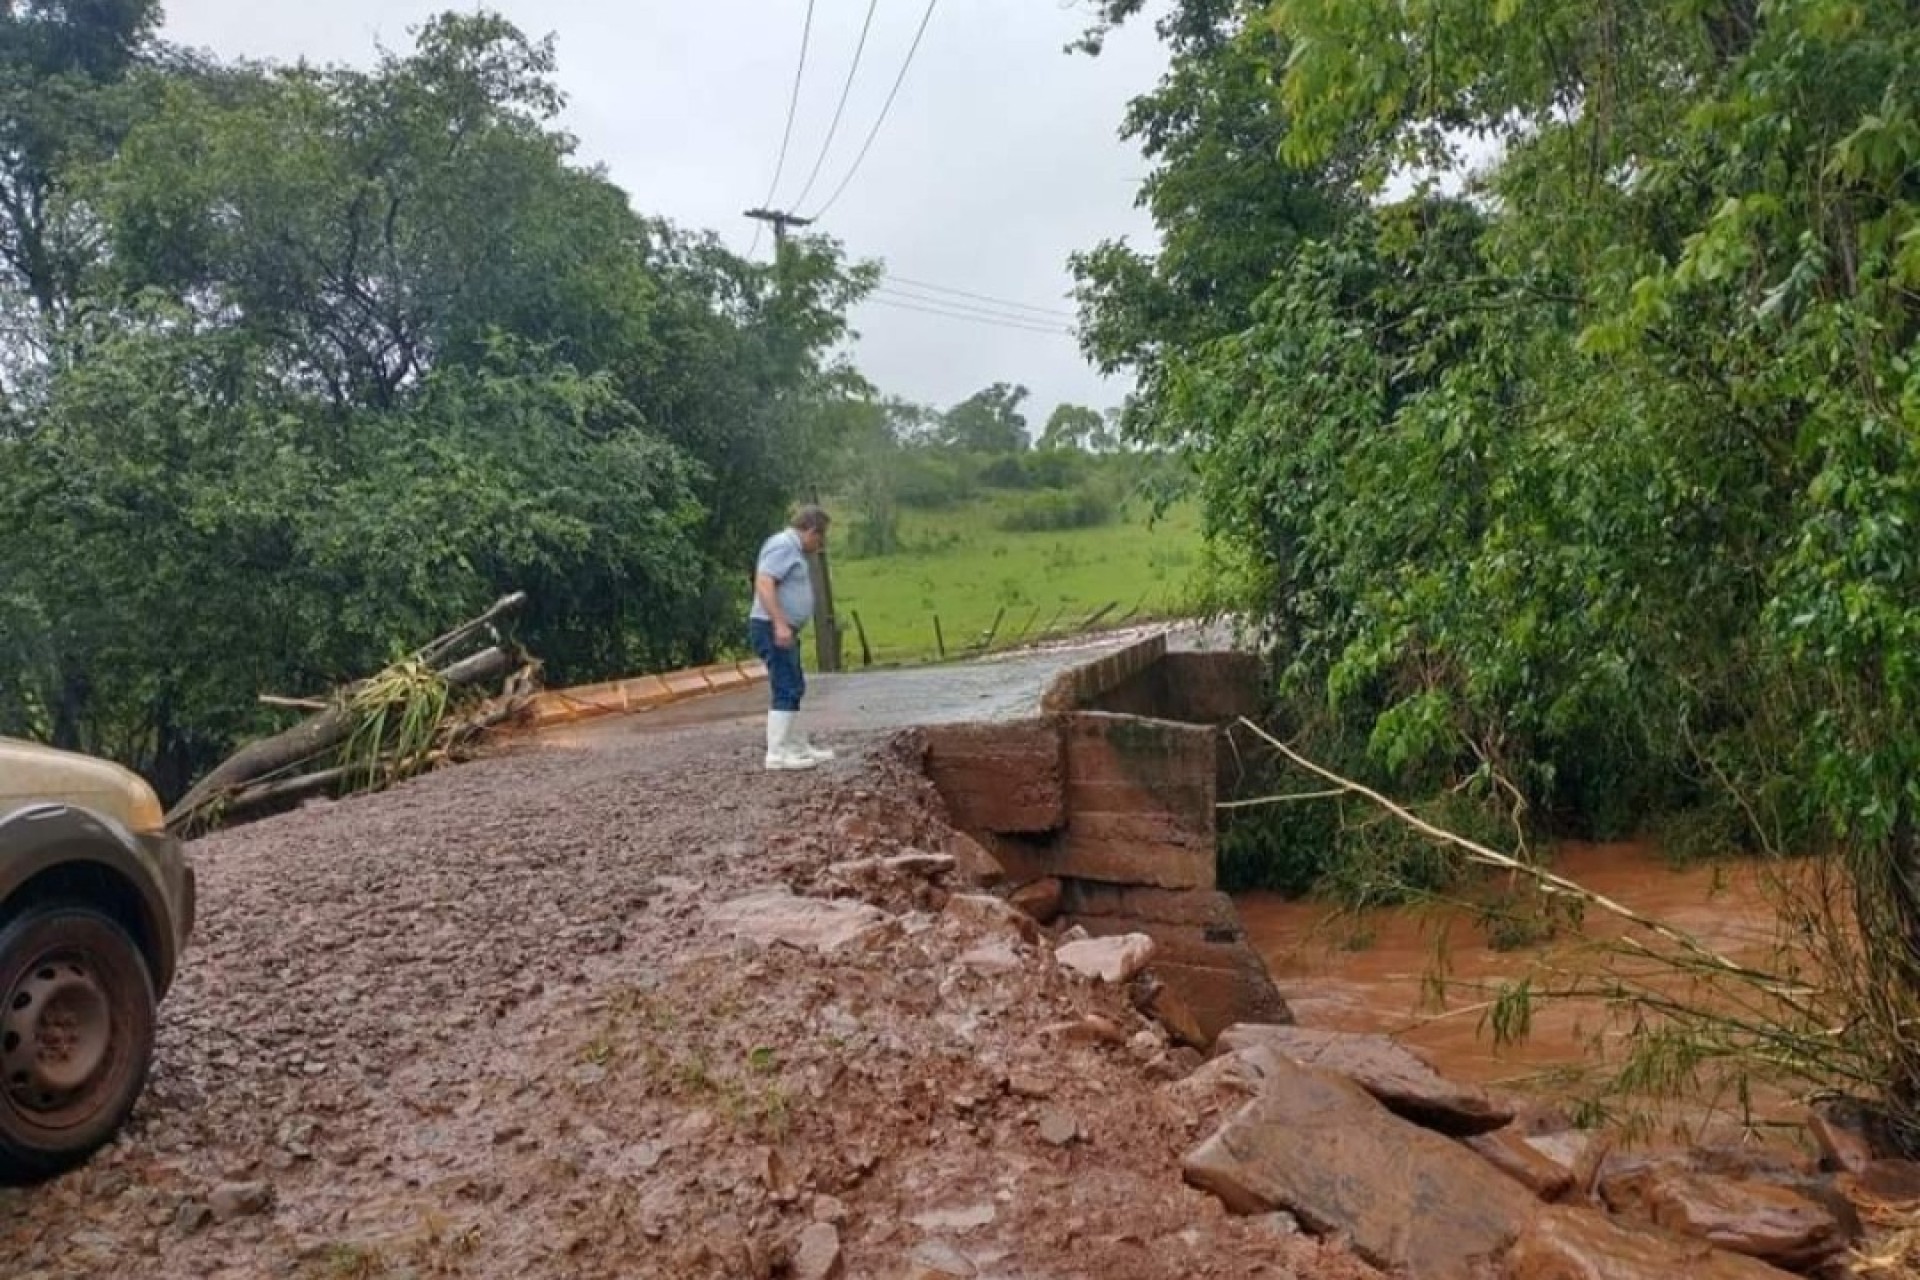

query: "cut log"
xmin=165 ymin=604 xmax=523 ymax=833
xmin=220 ymin=765 xmax=354 ymax=815
xmin=218 ymin=666 xmax=537 ymax=819
xmin=417 ymin=592 xmax=527 ymax=669
xmin=166 ymin=707 xmax=356 ymax=831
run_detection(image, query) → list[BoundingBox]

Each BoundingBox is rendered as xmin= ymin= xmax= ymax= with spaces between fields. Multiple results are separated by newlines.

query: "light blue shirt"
xmin=750 ymin=528 xmax=815 ymax=628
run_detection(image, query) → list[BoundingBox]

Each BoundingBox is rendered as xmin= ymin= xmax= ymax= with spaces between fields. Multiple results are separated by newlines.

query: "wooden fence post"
xmin=851 ymin=610 xmax=873 ymax=668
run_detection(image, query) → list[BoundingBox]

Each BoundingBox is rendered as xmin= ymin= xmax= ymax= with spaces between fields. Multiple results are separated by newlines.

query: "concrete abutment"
xmin=913 ymin=635 xmax=1290 ymax=1045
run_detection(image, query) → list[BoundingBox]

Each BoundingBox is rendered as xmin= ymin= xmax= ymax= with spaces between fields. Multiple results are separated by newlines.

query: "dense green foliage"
xmin=1077 ymin=0 xmax=1920 ymax=1122
xmin=936 ymin=381 xmax=1032 ymax=454
xmin=0 ymin=8 xmax=872 ymax=796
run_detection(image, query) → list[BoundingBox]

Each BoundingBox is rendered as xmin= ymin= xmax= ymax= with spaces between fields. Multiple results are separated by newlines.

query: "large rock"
xmin=791 ymin=1222 xmax=844 ymax=1280
xmin=1600 ymin=1164 xmax=1851 ymax=1270
xmin=942 ymin=893 xmax=1040 ymax=945
xmin=709 ymin=892 xmax=895 ymax=954
xmin=1807 ymin=1099 xmax=1878 ymax=1175
xmin=1464 ymin=1128 xmax=1576 ymax=1202
xmin=1523 ymin=1130 xmax=1614 ymax=1202
xmin=1215 ymin=1023 xmax=1513 ymax=1136
xmin=1505 ymin=1205 xmax=1801 ymax=1280
xmin=1182 ymin=1048 xmax=1538 ymax=1278
xmin=1055 ymin=933 xmax=1156 ymax=983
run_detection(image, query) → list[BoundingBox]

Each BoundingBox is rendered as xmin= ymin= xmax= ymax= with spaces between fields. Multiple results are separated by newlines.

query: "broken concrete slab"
xmin=1182 ymin=1049 xmax=1537 ymax=1279
xmin=709 ymin=891 xmax=896 ymax=954
xmin=1599 ymin=1164 xmax=1852 ymax=1270
xmin=1504 ymin=1205 xmax=1801 ymax=1280
xmin=1054 ymin=933 xmax=1156 ymax=983
xmin=1213 ymin=1024 xmax=1512 ymax=1136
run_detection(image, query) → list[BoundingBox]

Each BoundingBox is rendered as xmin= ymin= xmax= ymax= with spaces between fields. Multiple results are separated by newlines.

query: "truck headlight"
xmin=124 ymin=778 xmax=167 ymax=835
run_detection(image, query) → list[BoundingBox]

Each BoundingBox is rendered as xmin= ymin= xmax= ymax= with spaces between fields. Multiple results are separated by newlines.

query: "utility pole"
xmin=744 ymin=207 xmax=843 ymax=673
xmin=743 ymin=208 xmax=814 ymax=246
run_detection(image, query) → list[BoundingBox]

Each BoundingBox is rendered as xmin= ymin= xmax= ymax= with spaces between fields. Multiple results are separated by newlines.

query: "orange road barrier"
xmin=519 ymin=660 xmax=767 ymax=729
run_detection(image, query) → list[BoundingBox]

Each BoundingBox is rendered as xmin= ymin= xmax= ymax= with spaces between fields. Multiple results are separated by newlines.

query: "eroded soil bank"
xmin=0 ymin=718 xmax=1375 ymax=1280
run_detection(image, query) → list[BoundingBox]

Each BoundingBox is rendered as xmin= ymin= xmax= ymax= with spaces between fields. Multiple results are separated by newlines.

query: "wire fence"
xmin=839 ymin=591 xmax=1184 ymax=669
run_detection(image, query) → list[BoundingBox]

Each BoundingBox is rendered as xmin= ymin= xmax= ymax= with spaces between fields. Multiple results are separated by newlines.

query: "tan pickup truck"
xmin=0 ymin=738 xmax=195 ymax=1182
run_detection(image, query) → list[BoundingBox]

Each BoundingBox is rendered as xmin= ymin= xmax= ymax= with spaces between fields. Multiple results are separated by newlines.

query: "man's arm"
xmin=755 ymin=572 xmax=795 ymax=648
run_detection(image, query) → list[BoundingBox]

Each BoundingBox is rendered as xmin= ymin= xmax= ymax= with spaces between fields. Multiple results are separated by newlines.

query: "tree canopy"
xmin=0 ymin=9 xmax=874 ymax=796
xmin=1078 ymin=0 xmax=1920 ymax=1131
xmin=938 ymin=381 xmax=1031 ymax=453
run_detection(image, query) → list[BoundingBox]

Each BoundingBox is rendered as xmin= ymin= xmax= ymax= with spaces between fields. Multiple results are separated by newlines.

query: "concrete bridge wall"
xmin=917 ymin=636 xmax=1290 ymax=1045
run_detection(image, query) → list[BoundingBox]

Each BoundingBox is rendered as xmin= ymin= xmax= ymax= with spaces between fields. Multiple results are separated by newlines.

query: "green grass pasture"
xmin=828 ymin=499 xmax=1203 ymax=665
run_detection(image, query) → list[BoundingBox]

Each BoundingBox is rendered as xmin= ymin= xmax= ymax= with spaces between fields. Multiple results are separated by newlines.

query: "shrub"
xmin=893 ymin=451 xmax=977 ymax=509
xmin=1218 ymin=799 xmax=1341 ymax=896
xmin=975 ymin=450 xmax=1087 ymax=491
xmin=996 ymin=489 xmax=1113 ymax=532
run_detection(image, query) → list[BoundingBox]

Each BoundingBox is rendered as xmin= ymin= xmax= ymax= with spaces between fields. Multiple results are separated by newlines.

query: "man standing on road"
xmin=750 ymin=505 xmax=835 ymax=771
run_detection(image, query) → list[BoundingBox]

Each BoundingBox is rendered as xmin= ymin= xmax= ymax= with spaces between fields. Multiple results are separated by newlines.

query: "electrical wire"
xmin=750 ymin=0 xmax=818 ymax=259
xmin=872 ymin=286 xmax=1074 ymax=328
xmin=807 ymin=0 xmax=939 ymax=219
xmin=789 ymin=0 xmax=883 ymax=212
xmin=881 ymin=276 xmax=1076 ymax=319
xmin=868 ymin=296 xmax=1069 ymax=334
xmin=865 ymin=295 xmax=1075 ymax=336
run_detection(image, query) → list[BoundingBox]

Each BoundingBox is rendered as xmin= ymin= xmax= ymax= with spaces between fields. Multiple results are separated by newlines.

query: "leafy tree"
xmin=0 ymin=11 xmax=873 ymax=792
xmin=1038 ymin=402 xmax=1112 ymax=452
xmin=939 ymin=381 xmax=1030 ymax=453
xmin=1093 ymin=0 xmax=1920 ymax=1132
xmin=1068 ymin=0 xmax=1351 ymax=446
xmin=0 ymin=0 xmax=161 ymax=371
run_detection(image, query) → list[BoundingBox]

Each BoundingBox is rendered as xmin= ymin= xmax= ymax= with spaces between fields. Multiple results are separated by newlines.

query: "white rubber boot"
xmin=792 ymin=713 xmax=836 ymax=763
xmin=765 ymin=710 xmax=818 ymax=771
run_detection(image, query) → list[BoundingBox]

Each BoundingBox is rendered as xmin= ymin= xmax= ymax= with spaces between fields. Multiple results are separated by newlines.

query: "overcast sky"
xmin=157 ymin=1 xmax=1168 ymax=424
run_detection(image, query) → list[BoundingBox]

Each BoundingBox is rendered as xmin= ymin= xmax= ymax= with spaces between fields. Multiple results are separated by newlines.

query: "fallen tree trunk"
xmin=216 ymin=764 xmax=355 ymax=817
xmin=166 ymin=705 xmax=357 ymax=831
xmin=167 ymin=646 xmax=513 ymax=832
xmin=165 ymin=595 xmax=527 ymax=832
xmin=211 ymin=655 xmax=539 ymax=822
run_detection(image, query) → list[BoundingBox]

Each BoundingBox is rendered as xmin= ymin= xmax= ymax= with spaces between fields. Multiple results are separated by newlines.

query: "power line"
xmin=868 ymin=296 xmax=1069 ymax=334
xmin=790 ymin=0 xmax=882 ymax=213
xmin=750 ymin=0 xmax=818 ymax=259
xmin=872 ymin=286 xmax=1075 ymax=328
xmin=865 ymin=295 xmax=1075 ymax=336
xmin=883 ymin=274 xmax=1076 ymax=319
xmin=808 ymin=0 xmax=940 ymax=220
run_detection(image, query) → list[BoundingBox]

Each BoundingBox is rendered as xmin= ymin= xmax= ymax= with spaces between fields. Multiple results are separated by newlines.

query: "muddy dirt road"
xmin=1 ymin=713 xmax=1373 ymax=1280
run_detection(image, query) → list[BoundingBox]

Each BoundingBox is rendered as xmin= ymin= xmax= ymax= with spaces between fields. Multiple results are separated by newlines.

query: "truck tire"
xmin=0 ymin=905 xmax=157 ymax=1183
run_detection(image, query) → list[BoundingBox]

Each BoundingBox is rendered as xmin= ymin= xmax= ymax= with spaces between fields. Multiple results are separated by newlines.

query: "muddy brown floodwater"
xmin=1239 ymin=844 xmax=1810 ymax=1131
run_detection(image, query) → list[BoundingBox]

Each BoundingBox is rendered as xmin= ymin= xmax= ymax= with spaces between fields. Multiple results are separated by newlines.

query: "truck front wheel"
xmin=0 ymin=905 xmax=157 ymax=1183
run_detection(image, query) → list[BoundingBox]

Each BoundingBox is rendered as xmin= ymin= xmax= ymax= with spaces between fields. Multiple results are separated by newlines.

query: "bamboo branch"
xmin=1217 ymin=788 xmax=1350 ymax=809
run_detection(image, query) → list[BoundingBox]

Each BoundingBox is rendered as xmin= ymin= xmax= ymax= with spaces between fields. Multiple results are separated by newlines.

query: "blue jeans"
xmin=749 ymin=618 xmax=806 ymax=712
